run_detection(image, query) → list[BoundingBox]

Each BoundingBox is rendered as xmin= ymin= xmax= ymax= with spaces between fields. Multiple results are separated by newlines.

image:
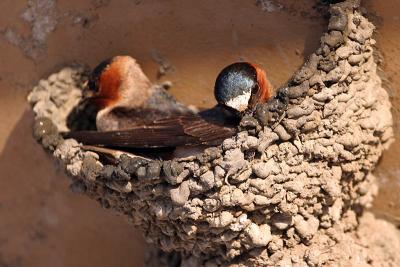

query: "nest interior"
xmin=27 ymin=0 xmax=398 ymax=266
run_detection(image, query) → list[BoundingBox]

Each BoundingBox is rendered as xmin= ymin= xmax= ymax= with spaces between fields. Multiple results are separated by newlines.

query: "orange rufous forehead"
xmin=97 ymin=58 xmax=124 ymax=107
xmin=251 ymin=63 xmax=272 ymax=103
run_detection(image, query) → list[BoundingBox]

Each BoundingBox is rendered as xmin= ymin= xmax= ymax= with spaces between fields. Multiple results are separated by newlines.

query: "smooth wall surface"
xmin=0 ymin=0 xmax=398 ymax=266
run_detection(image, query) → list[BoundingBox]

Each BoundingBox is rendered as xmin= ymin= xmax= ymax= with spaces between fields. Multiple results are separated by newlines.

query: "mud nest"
xmin=28 ymin=1 xmax=399 ymax=266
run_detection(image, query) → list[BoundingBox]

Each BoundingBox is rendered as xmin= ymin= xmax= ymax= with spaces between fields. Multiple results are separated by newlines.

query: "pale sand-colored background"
xmin=0 ymin=1 xmax=398 ymax=266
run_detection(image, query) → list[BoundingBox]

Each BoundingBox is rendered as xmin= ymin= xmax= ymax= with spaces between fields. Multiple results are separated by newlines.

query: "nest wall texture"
xmin=27 ymin=1 xmax=398 ymax=266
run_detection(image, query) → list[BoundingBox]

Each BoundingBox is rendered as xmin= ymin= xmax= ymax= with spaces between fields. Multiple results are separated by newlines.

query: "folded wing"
xmin=63 ymin=115 xmax=236 ymax=148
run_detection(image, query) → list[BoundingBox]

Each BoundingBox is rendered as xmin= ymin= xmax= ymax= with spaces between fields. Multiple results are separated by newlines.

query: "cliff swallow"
xmin=215 ymin=62 xmax=272 ymax=114
xmin=64 ymin=58 xmax=272 ymax=150
xmin=83 ymin=56 xmax=193 ymax=131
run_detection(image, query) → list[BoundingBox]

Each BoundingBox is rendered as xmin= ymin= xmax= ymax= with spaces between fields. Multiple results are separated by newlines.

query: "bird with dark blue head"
xmin=214 ymin=62 xmax=272 ymax=114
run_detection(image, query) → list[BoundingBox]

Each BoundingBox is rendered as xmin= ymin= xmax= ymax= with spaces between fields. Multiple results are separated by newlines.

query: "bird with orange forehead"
xmin=65 ymin=56 xmax=273 ymax=154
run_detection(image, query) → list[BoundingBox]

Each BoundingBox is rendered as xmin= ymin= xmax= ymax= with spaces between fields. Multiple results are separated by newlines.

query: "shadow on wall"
xmin=0 ymin=109 xmax=145 ymax=267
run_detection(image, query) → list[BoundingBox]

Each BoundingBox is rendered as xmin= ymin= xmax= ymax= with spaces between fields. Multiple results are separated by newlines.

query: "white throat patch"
xmin=225 ymin=91 xmax=251 ymax=112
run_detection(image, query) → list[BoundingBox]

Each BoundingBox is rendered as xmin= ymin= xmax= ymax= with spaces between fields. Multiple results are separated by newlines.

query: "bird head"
xmin=84 ymin=56 xmax=151 ymax=109
xmin=214 ymin=62 xmax=272 ymax=115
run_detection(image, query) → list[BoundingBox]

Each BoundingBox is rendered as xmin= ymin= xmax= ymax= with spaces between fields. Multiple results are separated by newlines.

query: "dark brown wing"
xmin=63 ymin=114 xmax=236 ymax=148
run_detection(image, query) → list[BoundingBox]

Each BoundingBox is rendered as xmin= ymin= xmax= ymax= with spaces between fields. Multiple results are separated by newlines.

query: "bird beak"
xmin=82 ymin=80 xmax=88 ymax=88
xmin=81 ymin=80 xmax=95 ymax=99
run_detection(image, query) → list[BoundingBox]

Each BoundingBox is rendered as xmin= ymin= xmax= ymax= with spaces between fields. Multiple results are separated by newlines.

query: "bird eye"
xmin=248 ymin=83 xmax=261 ymax=109
xmin=87 ymin=57 xmax=113 ymax=94
xmin=252 ymin=83 xmax=260 ymax=95
xmin=87 ymin=75 xmax=99 ymax=93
